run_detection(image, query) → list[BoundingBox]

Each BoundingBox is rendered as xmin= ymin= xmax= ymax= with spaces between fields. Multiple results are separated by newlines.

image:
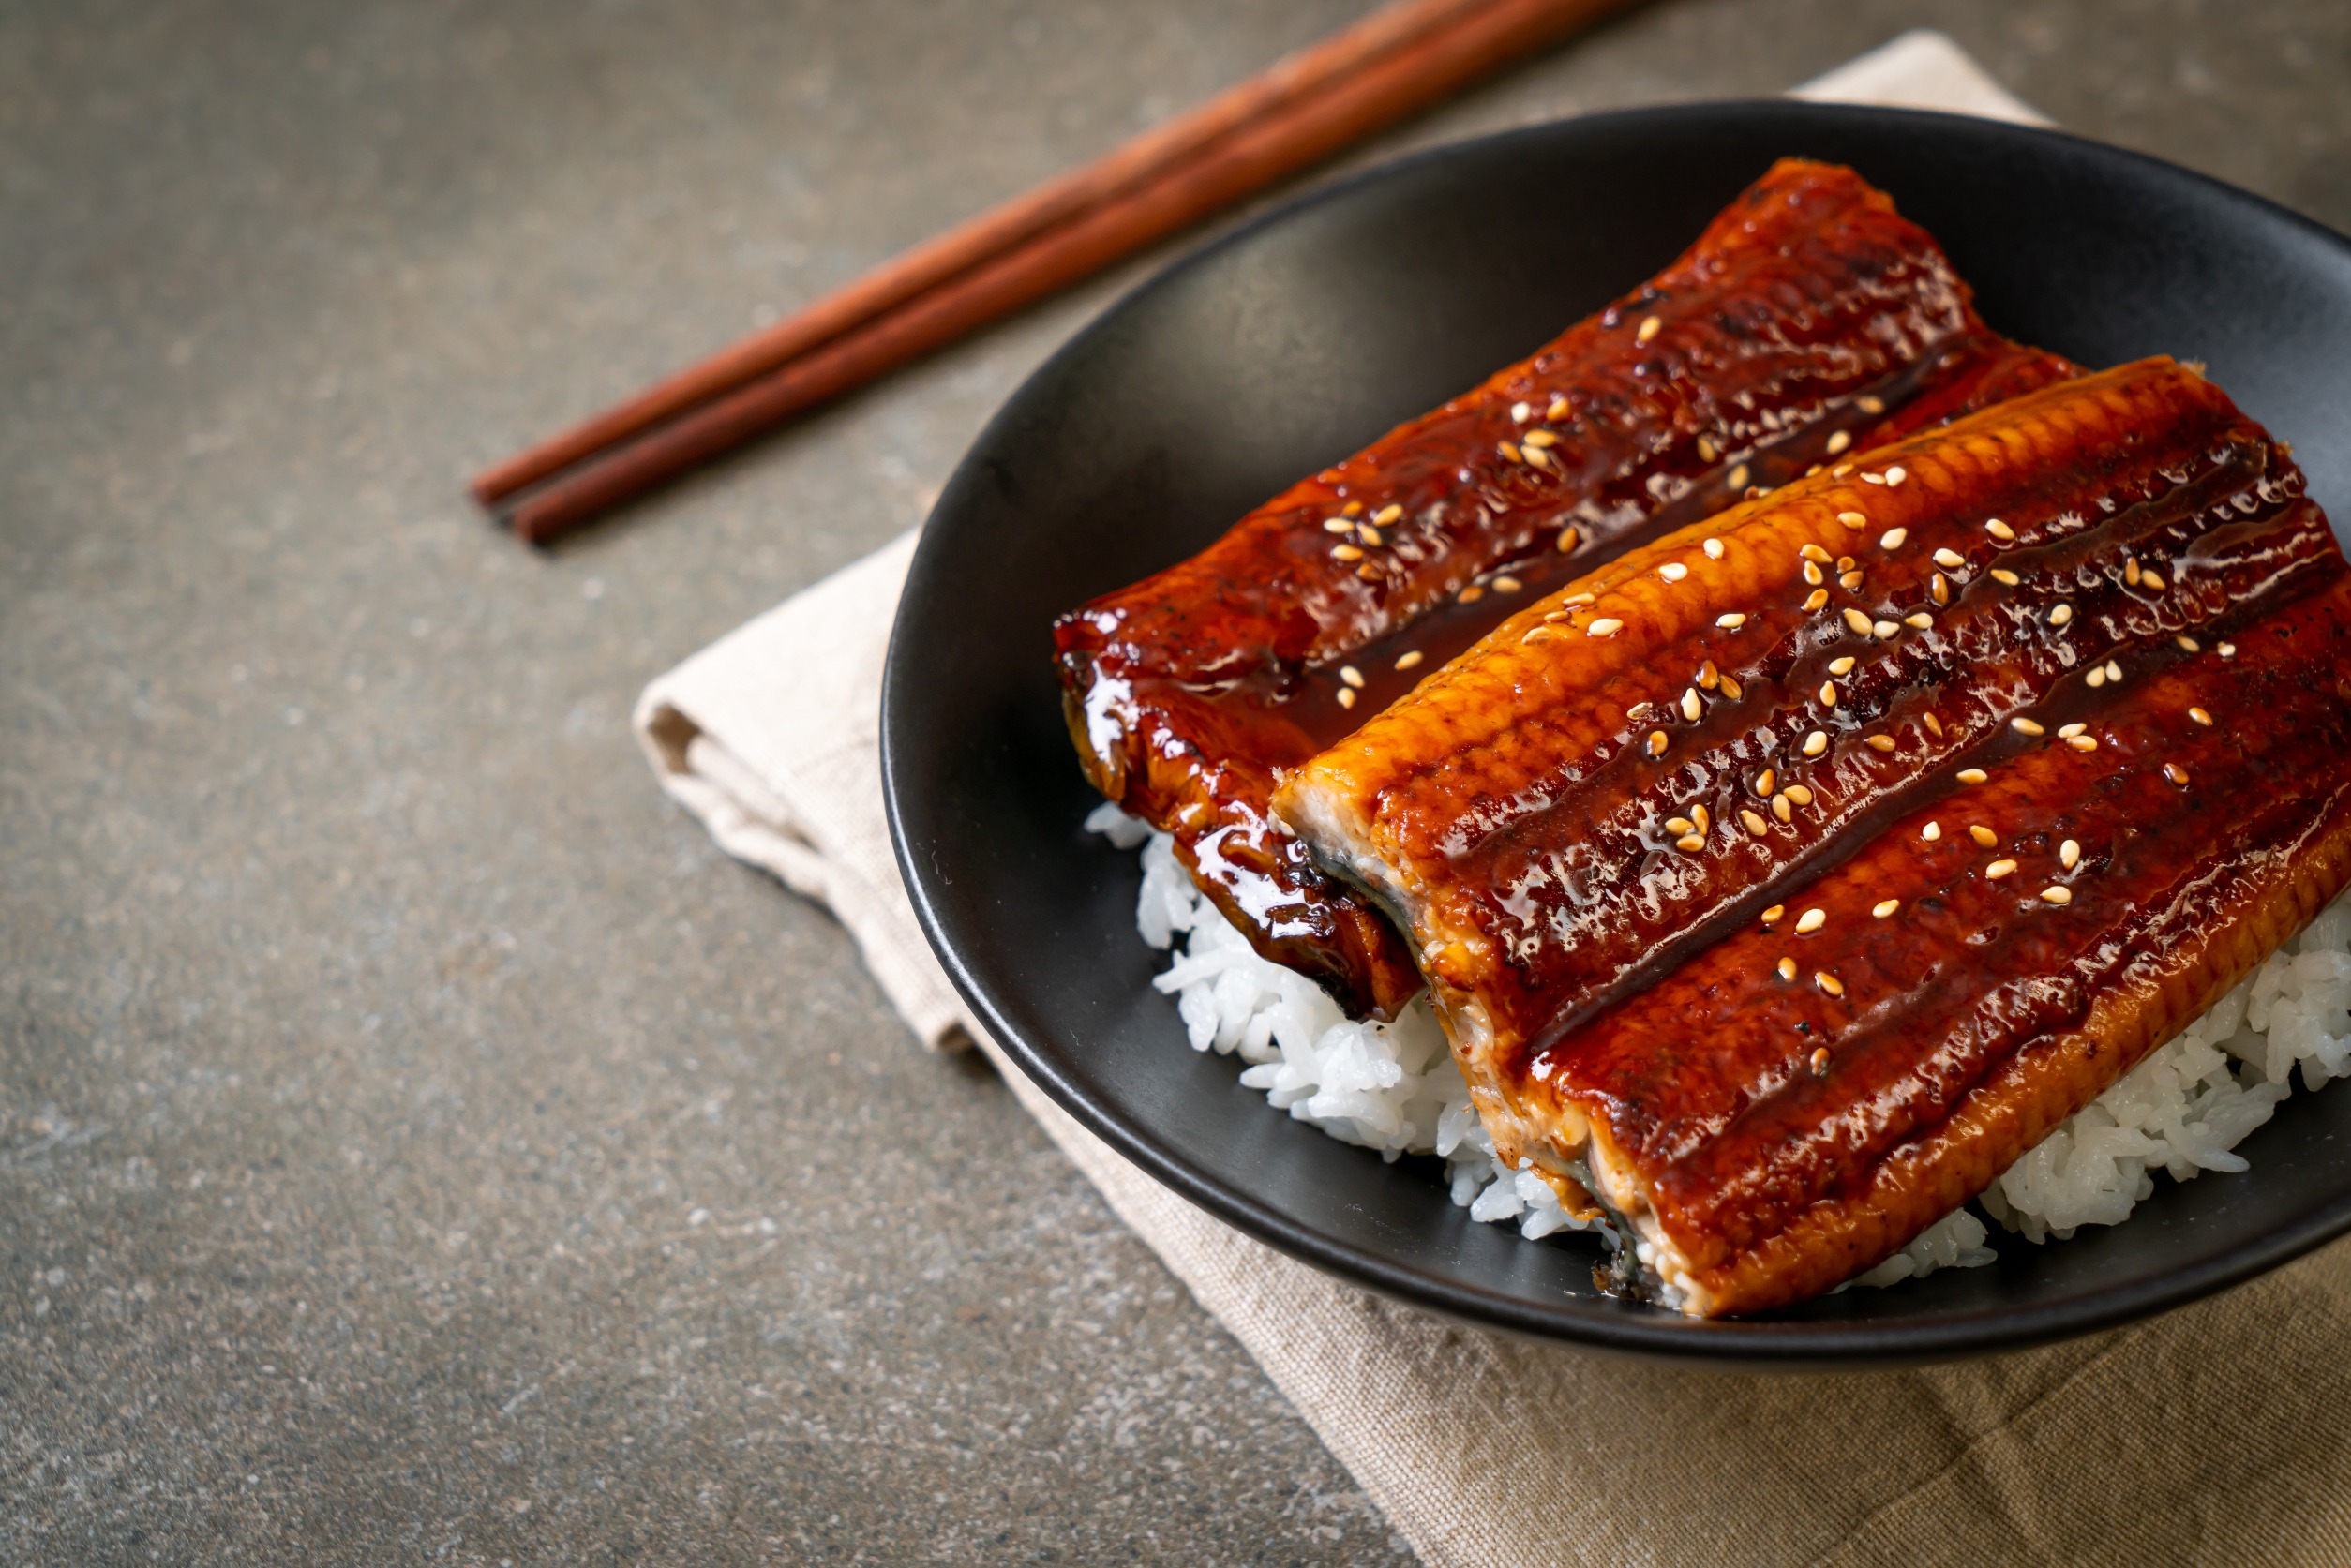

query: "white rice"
xmin=1091 ymin=802 xmax=2351 ymax=1291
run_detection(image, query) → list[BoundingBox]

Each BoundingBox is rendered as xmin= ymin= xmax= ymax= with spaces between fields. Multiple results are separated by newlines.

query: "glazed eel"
xmin=1054 ymin=157 xmax=2074 ymax=1019
xmin=1272 ymin=356 xmax=2351 ymax=1315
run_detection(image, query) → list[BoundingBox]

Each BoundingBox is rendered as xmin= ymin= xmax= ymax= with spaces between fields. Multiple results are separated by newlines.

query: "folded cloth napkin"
xmin=636 ymin=35 xmax=2351 ymax=1567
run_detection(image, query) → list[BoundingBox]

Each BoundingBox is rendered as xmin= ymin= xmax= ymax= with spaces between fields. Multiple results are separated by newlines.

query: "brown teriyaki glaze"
xmin=1055 ymin=157 xmax=2075 ymax=1017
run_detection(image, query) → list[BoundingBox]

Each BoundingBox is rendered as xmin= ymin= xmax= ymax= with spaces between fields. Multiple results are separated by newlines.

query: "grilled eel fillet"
xmin=1054 ymin=157 xmax=2075 ymax=1019
xmin=1272 ymin=356 xmax=2351 ymax=1315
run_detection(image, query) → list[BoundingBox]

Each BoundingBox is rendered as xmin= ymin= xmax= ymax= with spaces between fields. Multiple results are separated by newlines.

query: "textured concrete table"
xmin=5 ymin=1 xmax=2347 ymax=1561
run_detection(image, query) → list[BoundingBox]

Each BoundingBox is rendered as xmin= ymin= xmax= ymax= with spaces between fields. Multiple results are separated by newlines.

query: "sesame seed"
xmin=1587 ymin=617 xmax=1622 ymax=636
xmin=1521 ymin=429 xmax=1557 ymax=448
xmin=2066 ymin=735 xmax=2099 ymax=752
xmin=1666 ymin=815 xmax=1695 ymax=834
xmin=1359 ymin=523 xmax=1391 ymax=550
xmin=1699 ymin=660 xmax=1721 ymax=691
xmin=1697 ymin=436 xmax=1718 ymax=462
xmin=1857 ymin=396 xmax=1886 ymax=415
xmin=1990 ymin=568 xmax=2020 ymax=586
xmin=1636 ymin=315 xmax=1661 ymax=344
xmin=1863 ymin=472 xmax=1886 ymax=485
xmin=1827 ymin=656 xmax=1855 ymax=676
xmin=1772 ymin=792 xmax=1792 ymax=822
xmin=1564 ymin=591 xmax=1595 ymax=605
xmin=1626 ymin=700 xmax=1652 ymax=720
xmin=1933 ymin=547 xmax=1966 ymax=569
xmin=1885 ymin=466 xmax=1908 ymax=486
xmin=1459 ymin=584 xmax=1485 ymax=604
xmin=1932 ymin=574 xmax=1951 ymax=605
xmin=1741 ymin=809 xmax=1769 ymax=838
xmin=1833 ymin=463 xmax=1854 ymax=477
xmin=1718 ymin=674 xmax=1745 ymax=700
xmin=2125 ymin=558 xmax=2142 ymax=588
xmin=2143 ymin=571 xmax=2166 ymax=590
xmin=2012 ymin=717 xmax=2044 ymax=736
xmin=1923 ymin=712 xmax=1944 ymax=739
xmin=1492 ymin=575 xmax=1522 ymax=593
xmin=1336 ymin=687 xmax=1356 ymax=709
xmin=1778 ymin=956 xmax=1798 ymax=981
xmin=1969 ymin=825 xmax=1998 ymax=847
xmin=1817 ymin=971 xmax=1845 ymax=996
xmin=2177 ymin=635 xmax=2201 ymax=652
xmin=1810 ymin=1046 xmax=1833 ymax=1075
xmin=1659 ymin=562 xmax=1688 ymax=583
xmin=1717 ymin=612 xmax=1747 ymax=629
xmin=2040 ymin=886 xmax=2073 ymax=904
xmin=1358 ymin=563 xmax=1382 ymax=582
xmin=1727 ymin=464 xmax=1750 ymax=490
xmin=1704 ymin=537 xmax=1725 ymax=560
xmin=1905 ymin=612 xmax=1934 ymax=629
xmin=1692 ymin=804 xmax=1710 ymax=833
xmin=1342 ymin=502 xmax=1363 ymax=516
xmin=1676 ymin=834 xmax=1705 ymax=853
xmin=1322 ymin=517 xmax=1354 ymax=534
xmin=1873 ymin=620 xmax=1901 ymax=639
xmin=1986 ymin=859 xmax=2017 ymax=880
xmin=1373 ymin=504 xmax=1401 ymax=526
xmin=1879 ymin=528 xmax=1908 ymax=551
xmin=1842 ymin=607 xmax=1874 ymax=635
xmin=1819 ymin=680 xmax=1838 ymax=706
xmin=1805 ymin=589 xmax=1832 ymax=612
xmin=1796 ymin=908 xmax=1826 ymax=934
xmin=1395 ymin=650 xmax=1423 ymax=671
xmin=1923 ymin=821 xmax=1942 ymax=841
xmin=1865 ymin=735 xmax=1897 ymax=753
xmin=1957 ymin=768 xmax=1988 ymax=784
xmin=1647 ymin=730 xmax=1669 ymax=757
xmin=1803 ymin=730 xmax=1828 ymax=757
xmin=1836 ymin=556 xmax=1855 ymax=572
xmin=1509 ymin=401 xmax=1530 ymax=422
xmin=2087 ymin=668 xmax=2107 ymax=689
xmin=2164 ymin=762 xmax=2190 ymax=785
xmin=2052 ymin=723 xmax=2086 ymax=740
xmin=2049 ymin=604 xmax=2074 ymax=627
xmin=2104 ymin=660 xmax=2122 ymax=681
xmin=1332 ymin=544 xmax=1364 ymax=560
xmin=1754 ymin=767 xmax=1776 ymax=796
xmin=1548 ymin=397 xmax=1569 ymax=421
xmin=1836 ymin=510 xmax=1868 ymax=530
xmin=1840 ymin=570 xmax=1866 ymax=590
xmin=1557 ymin=527 xmax=1580 ymax=553
xmin=2219 ymin=642 xmax=2237 ymax=658
xmin=1682 ymin=688 xmax=1702 ymax=722
xmin=1986 ymin=519 xmax=2016 ymax=542
xmin=1873 ymin=899 xmax=1900 ymax=918
xmin=1499 ymin=441 xmax=1521 ymax=462
xmin=1522 ymin=445 xmax=1553 ymax=470
xmin=1802 ymin=544 xmax=1832 ymax=564
xmin=2189 ymin=706 xmax=2212 ymax=726
xmin=1784 ymin=784 xmax=1815 ymax=806
xmin=1340 ymin=665 xmax=1365 ymax=689
xmin=2060 ymin=839 xmax=2081 ymax=869
xmin=1762 ymin=903 xmax=1785 ymax=923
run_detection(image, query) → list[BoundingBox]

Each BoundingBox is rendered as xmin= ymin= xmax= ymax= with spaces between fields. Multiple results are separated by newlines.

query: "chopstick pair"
xmin=471 ymin=0 xmax=1637 ymax=545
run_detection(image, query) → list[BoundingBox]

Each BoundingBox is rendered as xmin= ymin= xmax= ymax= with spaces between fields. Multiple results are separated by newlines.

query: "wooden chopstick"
xmin=487 ymin=0 xmax=1637 ymax=543
xmin=471 ymin=0 xmax=1505 ymax=511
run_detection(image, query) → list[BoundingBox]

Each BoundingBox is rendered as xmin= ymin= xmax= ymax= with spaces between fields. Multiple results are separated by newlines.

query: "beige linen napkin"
xmin=636 ymin=35 xmax=2351 ymax=1567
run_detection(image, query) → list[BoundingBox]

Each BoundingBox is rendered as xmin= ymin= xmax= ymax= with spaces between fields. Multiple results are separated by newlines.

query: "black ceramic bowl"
xmin=881 ymin=102 xmax=2351 ymax=1364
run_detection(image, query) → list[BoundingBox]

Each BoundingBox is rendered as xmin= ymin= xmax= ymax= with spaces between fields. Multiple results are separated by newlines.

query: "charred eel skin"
xmin=1054 ymin=158 xmax=2074 ymax=1018
xmin=1273 ymin=356 xmax=2351 ymax=1315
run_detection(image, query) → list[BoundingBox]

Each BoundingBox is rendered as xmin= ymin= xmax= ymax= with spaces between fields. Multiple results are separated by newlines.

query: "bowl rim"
xmin=882 ymin=97 xmax=2351 ymax=1365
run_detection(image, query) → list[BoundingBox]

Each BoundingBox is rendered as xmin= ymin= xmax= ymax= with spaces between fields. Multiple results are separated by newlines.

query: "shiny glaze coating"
xmin=1542 ymin=575 xmax=2351 ymax=1314
xmin=1275 ymin=357 xmax=2351 ymax=1315
xmin=1055 ymin=159 xmax=2075 ymax=1016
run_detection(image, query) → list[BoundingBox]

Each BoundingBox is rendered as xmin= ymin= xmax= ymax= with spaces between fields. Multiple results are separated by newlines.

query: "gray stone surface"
xmin=3 ymin=0 xmax=2345 ymax=1561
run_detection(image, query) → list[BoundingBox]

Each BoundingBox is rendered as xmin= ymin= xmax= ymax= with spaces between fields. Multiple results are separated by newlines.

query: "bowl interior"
xmin=883 ymin=102 xmax=2351 ymax=1362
